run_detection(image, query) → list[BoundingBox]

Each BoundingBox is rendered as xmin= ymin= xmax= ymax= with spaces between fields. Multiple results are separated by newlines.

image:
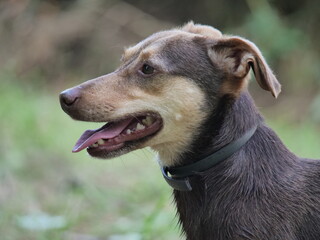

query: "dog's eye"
xmin=141 ymin=64 xmax=155 ymax=75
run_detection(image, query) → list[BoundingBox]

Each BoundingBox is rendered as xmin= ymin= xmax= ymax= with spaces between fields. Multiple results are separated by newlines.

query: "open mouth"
xmin=72 ymin=113 xmax=163 ymax=157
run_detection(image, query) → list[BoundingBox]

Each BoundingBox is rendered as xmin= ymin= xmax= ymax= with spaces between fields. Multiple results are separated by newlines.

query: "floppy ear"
xmin=181 ymin=21 xmax=222 ymax=39
xmin=208 ymin=37 xmax=281 ymax=98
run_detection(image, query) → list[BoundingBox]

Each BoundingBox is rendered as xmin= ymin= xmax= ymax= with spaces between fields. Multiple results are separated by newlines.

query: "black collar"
xmin=161 ymin=125 xmax=258 ymax=191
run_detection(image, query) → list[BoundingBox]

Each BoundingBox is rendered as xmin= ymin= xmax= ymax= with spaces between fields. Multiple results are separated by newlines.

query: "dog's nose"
xmin=59 ymin=88 xmax=80 ymax=108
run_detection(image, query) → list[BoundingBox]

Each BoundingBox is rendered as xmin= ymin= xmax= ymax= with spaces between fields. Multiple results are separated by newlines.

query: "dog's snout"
xmin=59 ymin=88 xmax=80 ymax=108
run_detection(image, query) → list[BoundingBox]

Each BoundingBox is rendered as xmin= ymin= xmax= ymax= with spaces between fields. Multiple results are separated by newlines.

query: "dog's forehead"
xmin=123 ymin=30 xmax=203 ymax=61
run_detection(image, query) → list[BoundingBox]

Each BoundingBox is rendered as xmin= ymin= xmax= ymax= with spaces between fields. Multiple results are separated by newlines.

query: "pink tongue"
xmin=72 ymin=118 xmax=134 ymax=153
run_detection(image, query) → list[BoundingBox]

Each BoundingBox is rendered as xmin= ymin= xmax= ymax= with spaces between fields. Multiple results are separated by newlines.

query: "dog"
xmin=60 ymin=22 xmax=320 ymax=240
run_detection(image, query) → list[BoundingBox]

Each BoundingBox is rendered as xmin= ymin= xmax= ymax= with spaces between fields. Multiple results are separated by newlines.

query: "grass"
xmin=1 ymin=73 xmax=319 ymax=240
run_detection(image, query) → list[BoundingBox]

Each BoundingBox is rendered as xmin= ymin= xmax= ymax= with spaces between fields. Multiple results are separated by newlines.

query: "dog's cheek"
xmin=142 ymin=77 xmax=208 ymax=165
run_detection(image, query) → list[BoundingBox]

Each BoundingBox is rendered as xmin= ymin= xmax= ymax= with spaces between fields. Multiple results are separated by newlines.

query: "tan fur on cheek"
xmin=117 ymin=77 xmax=207 ymax=167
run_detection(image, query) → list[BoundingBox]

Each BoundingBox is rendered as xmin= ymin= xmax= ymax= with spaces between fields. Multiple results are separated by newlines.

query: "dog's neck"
xmin=168 ymin=91 xmax=298 ymax=238
xmin=190 ymin=91 xmax=262 ymax=163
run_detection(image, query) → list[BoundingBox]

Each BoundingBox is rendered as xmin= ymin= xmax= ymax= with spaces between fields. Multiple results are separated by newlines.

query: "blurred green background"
xmin=1 ymin=0 xmax=319 ymax=239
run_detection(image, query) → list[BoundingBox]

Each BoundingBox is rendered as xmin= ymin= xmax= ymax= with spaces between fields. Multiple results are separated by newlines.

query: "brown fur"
xmin=60 ymin=22 xmax=320 ymax=240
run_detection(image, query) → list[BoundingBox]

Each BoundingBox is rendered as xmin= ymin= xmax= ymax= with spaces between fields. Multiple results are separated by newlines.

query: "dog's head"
xmin=60 ymin=22 xmax=281 ymax=166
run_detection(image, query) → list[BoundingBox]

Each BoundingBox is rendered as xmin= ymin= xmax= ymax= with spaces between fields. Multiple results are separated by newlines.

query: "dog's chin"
xmin=86 ymin=137 xmax=150 ymax=159
xmin=86 ymin=143 xmax=135 ymax=159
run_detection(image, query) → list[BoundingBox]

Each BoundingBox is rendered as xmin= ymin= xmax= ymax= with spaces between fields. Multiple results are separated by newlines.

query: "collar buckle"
xmin=161 ymin=167 xmax=192 ymax=191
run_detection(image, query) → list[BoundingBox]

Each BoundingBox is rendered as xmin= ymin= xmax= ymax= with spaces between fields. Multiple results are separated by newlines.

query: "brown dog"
xmin=60 ymin=22 xmax=320 ymax=240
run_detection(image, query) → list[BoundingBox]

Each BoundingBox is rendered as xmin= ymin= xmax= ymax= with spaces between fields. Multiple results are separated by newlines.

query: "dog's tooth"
xmin=136 ymin=123 xmax=145 ymax=130
xmin=142 ymin=120 xmax=151 ymax=126
xmin=145 ymin=116 xmax=154 ymax=126
xmin=126 ymin=129 xmax=132 ymax=134
xmin=97 ymin=139 xmax=105 ymax=145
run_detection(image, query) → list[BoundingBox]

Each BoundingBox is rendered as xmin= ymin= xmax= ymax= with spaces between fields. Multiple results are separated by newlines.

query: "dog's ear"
xmin=209 ymin=37 xmax=281 ymax=98
xmin=181 ymin=21 xmax=222 ymax=39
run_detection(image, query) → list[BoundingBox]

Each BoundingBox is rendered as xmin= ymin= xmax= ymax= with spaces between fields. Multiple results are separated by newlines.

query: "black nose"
xmin=59 ymin=87 xmax=80 ymax=109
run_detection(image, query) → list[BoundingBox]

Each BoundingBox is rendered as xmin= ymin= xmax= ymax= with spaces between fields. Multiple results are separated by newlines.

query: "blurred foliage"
xmin=0 ymin=0 xmax=319 ymax=239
